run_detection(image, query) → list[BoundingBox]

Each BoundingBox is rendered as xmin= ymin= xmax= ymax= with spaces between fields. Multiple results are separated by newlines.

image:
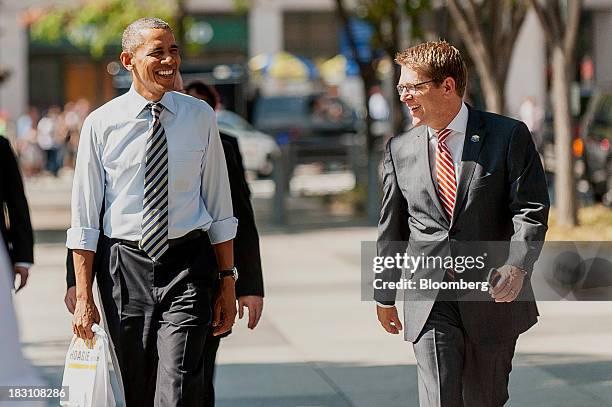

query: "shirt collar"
xmin=428 ymin=102 xmax=469 ymax=139
xmin=125 ymin=84 xmax=177 ymax=118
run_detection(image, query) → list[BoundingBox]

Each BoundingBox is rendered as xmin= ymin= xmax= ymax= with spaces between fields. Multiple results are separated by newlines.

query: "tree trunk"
xmin=474 ymin=64 xmax=504 ymax=113
xmin=551 ymin=45 xmax=578 ymax=227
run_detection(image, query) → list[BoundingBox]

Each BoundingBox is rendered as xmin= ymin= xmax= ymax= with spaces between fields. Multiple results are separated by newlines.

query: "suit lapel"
xmin=415 ymin=125 xmax=449 ymax=226
xmin=451 ymin=106 xmax=486 ymax=227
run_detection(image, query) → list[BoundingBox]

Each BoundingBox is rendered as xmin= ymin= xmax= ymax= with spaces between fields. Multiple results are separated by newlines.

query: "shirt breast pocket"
xmin=170 ymin=149 xmax=204 ymax=192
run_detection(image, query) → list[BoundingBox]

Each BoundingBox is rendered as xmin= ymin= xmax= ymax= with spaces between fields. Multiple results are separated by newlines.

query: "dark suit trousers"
xmin=202 ymin=329 xmax=222 ymax=407
xmin=96 ymin=232 xmax=216 ymax=407
xmin=413 ymin=300 xmax=516 ymax=407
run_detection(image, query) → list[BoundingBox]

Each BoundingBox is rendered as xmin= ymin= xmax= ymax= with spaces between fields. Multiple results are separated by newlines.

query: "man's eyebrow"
xmin=146 ymin=44 xmax=179 ymax=54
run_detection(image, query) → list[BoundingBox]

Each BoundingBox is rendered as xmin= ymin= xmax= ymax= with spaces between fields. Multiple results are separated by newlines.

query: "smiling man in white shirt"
xmin=66 ymin=17 xmax=237 ymax=406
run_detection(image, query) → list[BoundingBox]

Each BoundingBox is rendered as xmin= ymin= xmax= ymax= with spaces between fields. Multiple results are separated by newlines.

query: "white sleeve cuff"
xmin=66 ymin=227 xmax=100 ymax=252
xmin=14 ymin=262 xmax=33 ymax=269
xmin=207 ymin=217 xmax=238 ymax=245
xmin=376 ymin=302 xmax=395 ymax=308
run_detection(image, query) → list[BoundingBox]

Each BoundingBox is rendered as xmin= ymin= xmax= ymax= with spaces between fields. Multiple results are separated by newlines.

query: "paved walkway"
xmin=12 ymin=175 xmax=612 ymax=406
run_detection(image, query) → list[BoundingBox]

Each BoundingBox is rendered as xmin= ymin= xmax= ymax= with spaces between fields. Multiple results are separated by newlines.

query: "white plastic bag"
xmin=60 ymin=324 xmax=116 ymax=407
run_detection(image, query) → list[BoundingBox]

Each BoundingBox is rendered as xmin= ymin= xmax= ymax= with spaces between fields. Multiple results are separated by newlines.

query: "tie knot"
xmin=149 ymin=103 xmax=163 ymax=119
xmin=436 ymin=128 xmax=452 ymax=144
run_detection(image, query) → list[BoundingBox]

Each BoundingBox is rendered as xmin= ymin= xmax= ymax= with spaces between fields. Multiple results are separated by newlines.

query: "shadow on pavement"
xmin=29 ymin=354 xmax=612 ymax=407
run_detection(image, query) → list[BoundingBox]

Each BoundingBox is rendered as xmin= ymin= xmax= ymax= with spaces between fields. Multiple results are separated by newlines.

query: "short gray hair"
xmin=122 ymin=17 xmax=172 ymax=54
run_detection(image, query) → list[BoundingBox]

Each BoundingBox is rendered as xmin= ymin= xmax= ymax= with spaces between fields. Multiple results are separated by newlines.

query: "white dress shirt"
xmin=66 ymin=86 xmax=237 ymax=252
xmin=427 ymin=102 xmax=469 ymax=188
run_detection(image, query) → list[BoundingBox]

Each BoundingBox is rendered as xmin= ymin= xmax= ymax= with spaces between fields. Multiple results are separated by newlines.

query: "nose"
xmin=162 ymin=54 xmax=176 ymax=65
xmin=400 ymin=92 xmax=413 ymax=103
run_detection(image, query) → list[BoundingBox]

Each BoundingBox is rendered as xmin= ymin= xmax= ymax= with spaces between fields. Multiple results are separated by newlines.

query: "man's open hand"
xmin=377 ymin=305 xmax=403 ymax=335
xmin=72 ymin=298 xmax=100 ymax=340
xmin=212 ymin=279 xmax=237 ymax=336
xmin=238 ymin=295 xmax=263 ymax=329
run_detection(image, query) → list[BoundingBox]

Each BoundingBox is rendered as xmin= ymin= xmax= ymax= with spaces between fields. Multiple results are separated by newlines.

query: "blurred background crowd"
xmin=5 ymin=100 xmax=90 ymax=177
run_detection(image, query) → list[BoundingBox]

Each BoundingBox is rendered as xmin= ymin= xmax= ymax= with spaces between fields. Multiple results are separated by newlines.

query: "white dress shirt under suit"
xmin=66 ymin=86 xmax=237 ymax=251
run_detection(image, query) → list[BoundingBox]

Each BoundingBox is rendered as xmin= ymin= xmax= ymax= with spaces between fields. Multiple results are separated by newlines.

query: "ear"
xmin=120 ymin=51 xmax=133 ymax=71
xmin=443 ymin=77 xmax=457 ymax=96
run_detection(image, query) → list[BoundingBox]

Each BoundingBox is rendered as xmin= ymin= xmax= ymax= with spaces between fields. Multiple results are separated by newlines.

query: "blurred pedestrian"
xmin=376 ymin=41 xmax=549 ymax=406
xmin=0 ymin=135 xmax=34 ymax=292
xmin=36 ymin=106 xmax=62 ymax=176
xmin=15 ymin=106 xmax=43 ymax=177
xmin=519 ymin=96 xmax=545 ymax=152
xmin=184 ymin=78 xmax=265 ymax=407
xmin=67 ymin=17 xmax=237 ymax=406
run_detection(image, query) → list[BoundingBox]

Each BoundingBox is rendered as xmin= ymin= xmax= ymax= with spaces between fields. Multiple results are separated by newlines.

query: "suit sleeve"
xmin=221 ymin=136 xmax=264 ymax=297
xmin=1 ymin=137 xmax=34 ymax=264
xmin=505 ymin=121 xmax=550 ymax=274
xmin=375 ymin=137 xmax=410 ymax=305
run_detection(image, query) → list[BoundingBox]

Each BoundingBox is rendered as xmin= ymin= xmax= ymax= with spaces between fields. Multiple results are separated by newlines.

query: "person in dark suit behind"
xmin=184 ymin=79 xmax=264 ymax=407
xmin=375 ymin=41 xmax=549 ymax=406
xmin=0 ymin=136 xmax=34 ymax=292
xmin=64 ymin=76 xmax=264 ymax=407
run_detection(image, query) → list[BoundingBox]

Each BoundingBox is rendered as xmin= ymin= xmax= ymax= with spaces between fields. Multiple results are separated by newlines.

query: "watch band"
xmin=218 ymin=267 xmax=238 ymax=280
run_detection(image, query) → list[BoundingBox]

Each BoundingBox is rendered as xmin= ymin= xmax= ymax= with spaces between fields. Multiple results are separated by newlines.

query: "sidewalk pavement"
xmin=13 ymin=175 xmax=612 ymax=406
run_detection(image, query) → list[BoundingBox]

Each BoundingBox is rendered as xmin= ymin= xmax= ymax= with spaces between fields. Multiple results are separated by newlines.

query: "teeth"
xmin=157 ymin=70 xmax=174 ymax=76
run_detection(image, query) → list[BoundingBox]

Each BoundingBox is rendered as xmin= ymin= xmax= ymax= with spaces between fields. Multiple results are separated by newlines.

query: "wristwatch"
xmin=218 ymin=267 xmax=238 ymax=281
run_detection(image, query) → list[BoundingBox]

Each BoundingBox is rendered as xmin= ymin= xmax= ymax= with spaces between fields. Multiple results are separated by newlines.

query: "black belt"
xmin=117 ymin=229 xmax=204 ymax=250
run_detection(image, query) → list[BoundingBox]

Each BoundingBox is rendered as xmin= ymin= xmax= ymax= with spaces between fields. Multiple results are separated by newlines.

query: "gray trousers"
xmin=413 ymin=301 xmax=516 ymax=407
xmin=97 ymin=232 xmax=215 ymax=407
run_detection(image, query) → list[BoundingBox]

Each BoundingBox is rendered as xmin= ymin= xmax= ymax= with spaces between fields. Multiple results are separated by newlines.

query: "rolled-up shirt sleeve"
xmin=201 ymin=115 xmax=238 ymax=244
xmin=66 ymin=115 xmax=105 ymax=251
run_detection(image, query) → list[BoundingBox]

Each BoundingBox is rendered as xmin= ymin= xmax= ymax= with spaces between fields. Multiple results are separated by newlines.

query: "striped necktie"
xmin=435 ymin=128 xmax=457 ymax=220
xmin=140 ymin=102 xmax=169 ymax=261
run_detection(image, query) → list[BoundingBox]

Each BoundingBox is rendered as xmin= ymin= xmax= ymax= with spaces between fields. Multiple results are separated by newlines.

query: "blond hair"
xmin=395 ymin=41 xmax=467 ymax=97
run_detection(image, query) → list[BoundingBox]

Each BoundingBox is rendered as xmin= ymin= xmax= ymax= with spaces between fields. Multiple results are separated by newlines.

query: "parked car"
xmin=580 ymin=85 xmax=612 ymax=204
xmin=252 ymin=94 xmax=363 ymax=167
xmin=216 ymin=109 xmax=280 ymax=177
xmin=540 ymin=85 xmax=612 ymax=205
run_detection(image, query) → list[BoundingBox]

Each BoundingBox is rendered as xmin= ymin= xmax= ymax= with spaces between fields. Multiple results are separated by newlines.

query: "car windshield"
xmin=217 ymin=110 xmax=255 ymax=131
xmin=253 ymin=97 xmax=307 ymax=126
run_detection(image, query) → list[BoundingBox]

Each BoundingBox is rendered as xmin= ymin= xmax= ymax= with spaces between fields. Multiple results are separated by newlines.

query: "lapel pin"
xmin=470 ymin=134 xmax=480 ymax=143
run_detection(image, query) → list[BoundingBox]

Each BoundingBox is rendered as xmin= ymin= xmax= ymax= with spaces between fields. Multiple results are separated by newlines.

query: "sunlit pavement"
xmin=12 ymin=174 xmax=612 ymax=406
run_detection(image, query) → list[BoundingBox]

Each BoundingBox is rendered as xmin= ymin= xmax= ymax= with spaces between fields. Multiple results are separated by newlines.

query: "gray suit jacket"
xmin=375 ymin=106 xmax=549 ymax=344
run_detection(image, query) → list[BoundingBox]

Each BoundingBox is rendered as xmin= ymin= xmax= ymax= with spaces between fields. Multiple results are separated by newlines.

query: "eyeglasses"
xmin=396 ymin=79 xmax=437 ymax=96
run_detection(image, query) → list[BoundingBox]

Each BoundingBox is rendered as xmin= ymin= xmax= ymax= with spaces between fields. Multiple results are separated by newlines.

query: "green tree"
xmin=27 ymin=0 xmax=182 ymax=58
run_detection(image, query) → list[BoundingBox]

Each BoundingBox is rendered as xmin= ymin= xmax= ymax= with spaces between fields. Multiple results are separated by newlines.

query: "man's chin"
xmin=410 ymin=116 xmax=424 ymax=127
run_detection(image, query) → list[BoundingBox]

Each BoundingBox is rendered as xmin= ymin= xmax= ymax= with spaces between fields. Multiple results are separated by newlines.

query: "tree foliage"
xmin=26 ymin=0 xmax=179 ymax=58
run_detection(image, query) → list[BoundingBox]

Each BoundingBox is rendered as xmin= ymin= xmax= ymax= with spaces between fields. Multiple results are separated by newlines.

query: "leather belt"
xmin=117 ymin=229 xmax=204 ymax=250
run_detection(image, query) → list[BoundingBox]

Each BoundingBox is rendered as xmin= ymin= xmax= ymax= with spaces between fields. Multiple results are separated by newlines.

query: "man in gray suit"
xmin=375 ymin=41 xmax=549 ymax=406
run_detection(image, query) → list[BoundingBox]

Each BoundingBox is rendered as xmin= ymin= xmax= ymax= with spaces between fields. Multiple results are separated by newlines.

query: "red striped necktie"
xmin=435 ymin=128 xmax=457 ymax=219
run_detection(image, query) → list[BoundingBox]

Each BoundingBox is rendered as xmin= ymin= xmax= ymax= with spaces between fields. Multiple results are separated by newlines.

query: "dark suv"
xmin=580 ymin=85 xmax=612 ymax=204
xmin=252 ymin=94 xmax=362 ymax=166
